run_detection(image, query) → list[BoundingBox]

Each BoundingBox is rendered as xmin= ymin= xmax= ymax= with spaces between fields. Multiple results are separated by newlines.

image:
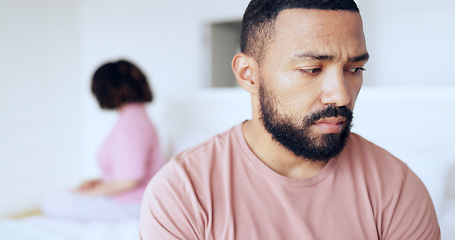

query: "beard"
xmin=259 ymin=84 xmax=353 ymax=162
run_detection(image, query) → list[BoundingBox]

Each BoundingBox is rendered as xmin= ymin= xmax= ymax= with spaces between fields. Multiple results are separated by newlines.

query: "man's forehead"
xmin=273 ymin=8 xmax=365 ymax=43
xmin=275 ymin=8 xmax=363 ymax=28
xmin=262 ymin=8 xmax=367 ymax=63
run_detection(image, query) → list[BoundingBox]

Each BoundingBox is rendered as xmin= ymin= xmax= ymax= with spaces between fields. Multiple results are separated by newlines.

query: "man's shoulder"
xmin=151 ymin=124 xmax=241 ymax=184
xmin=174 ymin=125 xmax=240 ymax=163
xmin=347 ymin=133 xmax=403 ymax=162
xmin=144 ymin=124 xmax=243 ymax=205
xmin=347 ymin=132 xmax=382 ymax=149
xmin=344 ymin=133 xmax=410 ymax=181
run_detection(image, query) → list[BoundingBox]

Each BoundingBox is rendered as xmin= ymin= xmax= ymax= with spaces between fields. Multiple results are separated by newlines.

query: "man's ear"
xmin=232 ymin=53 xmax=259 ymax=94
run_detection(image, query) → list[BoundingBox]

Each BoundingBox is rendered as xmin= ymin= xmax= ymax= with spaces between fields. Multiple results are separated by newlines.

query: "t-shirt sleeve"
xmin=381 ymin=166 xmax=441 ymax=240
xmin=139 ymin=161 xmax=207 ymax=240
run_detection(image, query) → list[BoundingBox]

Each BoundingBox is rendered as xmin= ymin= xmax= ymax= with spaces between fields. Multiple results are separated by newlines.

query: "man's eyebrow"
xmin=290 ymin=52 xmax=333 ymax=62
xmin=289 ymin=52 xmax=370 ymax=63
xmin=349 ymin=53 xmax=370 ymax=62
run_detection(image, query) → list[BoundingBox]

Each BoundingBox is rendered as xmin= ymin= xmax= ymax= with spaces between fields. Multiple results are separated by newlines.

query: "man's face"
xmin=257 ymin=9 xmax=368 ymax=161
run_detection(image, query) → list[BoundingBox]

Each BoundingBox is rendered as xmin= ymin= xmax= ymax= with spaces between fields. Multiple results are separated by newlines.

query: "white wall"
xmin=78 ymin=0 xmax=251 ymax=177
xmin=0 ymin=0 xmax=454 ymax=217
xmin=0 ymin=0 xmax=82 ymax=216
xmin=361 ymin=0 xmax=455 ymax=86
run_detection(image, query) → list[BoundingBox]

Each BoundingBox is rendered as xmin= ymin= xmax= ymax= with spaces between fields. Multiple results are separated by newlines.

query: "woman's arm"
xmin=76 ymin=179 xmax=140 ymax=196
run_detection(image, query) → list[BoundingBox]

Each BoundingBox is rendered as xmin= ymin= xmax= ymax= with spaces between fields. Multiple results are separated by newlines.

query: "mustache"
xmin=305 ymin=105 xmax=353 ymax=124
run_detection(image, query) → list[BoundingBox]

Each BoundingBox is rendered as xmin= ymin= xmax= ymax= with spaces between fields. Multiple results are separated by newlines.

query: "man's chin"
xmin=304 ymin=131 xmax=351 ymax=159
xmin=309 ymin=132 xmax=343 ymax=145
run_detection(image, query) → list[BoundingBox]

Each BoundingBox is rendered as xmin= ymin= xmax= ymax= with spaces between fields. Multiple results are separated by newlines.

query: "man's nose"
xmin=320 ymin=70 xmax=351 ymax=107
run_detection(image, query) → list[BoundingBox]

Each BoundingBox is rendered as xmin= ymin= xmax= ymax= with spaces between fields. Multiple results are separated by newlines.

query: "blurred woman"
xmin=42 ymin=59 xmax=164 ymax=220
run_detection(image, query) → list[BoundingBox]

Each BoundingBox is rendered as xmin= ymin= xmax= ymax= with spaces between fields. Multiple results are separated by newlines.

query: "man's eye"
xmin=300 ymin=68 xmax=322 ymax=74
xmin=348 ymin=67 xmax=366 ymax=73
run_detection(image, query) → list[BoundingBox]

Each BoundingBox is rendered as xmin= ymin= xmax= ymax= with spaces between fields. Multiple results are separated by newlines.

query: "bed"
xmin=0 ymin=216 xmax=139 ymax=240
xmin=1 ymin=86 xmax=454 ymax=239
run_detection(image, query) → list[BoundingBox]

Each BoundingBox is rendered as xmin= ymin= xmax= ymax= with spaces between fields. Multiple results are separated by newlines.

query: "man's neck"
xmin=241 ymin=120 xmax=327 ymax=179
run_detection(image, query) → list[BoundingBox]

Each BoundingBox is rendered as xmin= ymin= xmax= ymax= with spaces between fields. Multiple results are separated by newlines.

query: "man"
xmin=140 ymin=0 xmax=440 ymax=239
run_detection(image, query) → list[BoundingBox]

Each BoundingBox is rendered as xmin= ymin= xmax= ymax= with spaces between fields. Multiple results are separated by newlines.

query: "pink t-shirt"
xmin=140 ymin=123 xmax=440 ymax=239
xmin=97 ymin=103 xmax=164 ymax=203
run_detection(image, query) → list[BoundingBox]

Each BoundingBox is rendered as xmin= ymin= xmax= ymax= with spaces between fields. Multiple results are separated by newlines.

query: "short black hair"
xmin=91 ymin=59 xmax=153 ymax=110
xmin=241 ymin=0 xmax=360 ymax=62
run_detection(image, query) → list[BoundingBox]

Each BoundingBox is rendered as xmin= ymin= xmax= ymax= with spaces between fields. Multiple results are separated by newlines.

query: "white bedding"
xmin=0 ymin=216 xmax=139 ymax=240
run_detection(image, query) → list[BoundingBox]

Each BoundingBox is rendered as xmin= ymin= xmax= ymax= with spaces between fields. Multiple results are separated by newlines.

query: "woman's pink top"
xmin=97 ymin=103 xmax=164 ymax=203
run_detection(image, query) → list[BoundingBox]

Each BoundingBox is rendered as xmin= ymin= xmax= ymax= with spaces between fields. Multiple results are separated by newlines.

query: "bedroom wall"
xmin=362 ymin=0 xmax=455 ymax=86
xmin=0 ymin=0 xmax=454 ymax=217
xmin=77 ymin=0 xmax=251 ymax=178
xmin=78 ymin=0 xmax=455 ymax=174
xmin=0 ymin=0 xmax=83 ymax=217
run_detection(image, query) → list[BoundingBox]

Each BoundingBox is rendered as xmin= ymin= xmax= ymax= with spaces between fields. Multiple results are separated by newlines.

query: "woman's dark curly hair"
xmin=91 ymin=59 xmax=153 ymax=110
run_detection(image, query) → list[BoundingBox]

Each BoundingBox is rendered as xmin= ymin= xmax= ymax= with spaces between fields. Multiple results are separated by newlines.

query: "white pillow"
xmin=384 ymin=146 xmax=455 ymax=217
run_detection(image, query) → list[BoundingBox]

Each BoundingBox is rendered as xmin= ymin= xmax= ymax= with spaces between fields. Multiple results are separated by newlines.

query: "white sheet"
xmin=0 ymin=216 xmax=139 ymax=240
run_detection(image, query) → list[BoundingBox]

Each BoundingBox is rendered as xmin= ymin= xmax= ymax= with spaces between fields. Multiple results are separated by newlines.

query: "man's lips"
xmin=311 ymin=117 xmax=346 ymax=133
